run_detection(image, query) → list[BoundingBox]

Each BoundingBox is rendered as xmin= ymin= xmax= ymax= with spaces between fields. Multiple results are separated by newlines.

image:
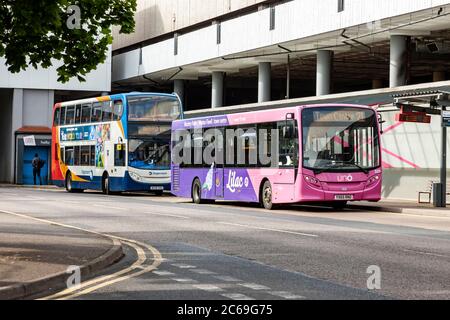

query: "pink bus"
xmin=171 ymin=104 xmax=382 ymax=210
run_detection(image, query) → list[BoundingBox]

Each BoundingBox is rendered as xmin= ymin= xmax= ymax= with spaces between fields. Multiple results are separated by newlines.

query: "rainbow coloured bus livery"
xmin=52 ymin=93 xmax=183 ymax=194
xmin=171 ymin=104 xmax=382 ymax=209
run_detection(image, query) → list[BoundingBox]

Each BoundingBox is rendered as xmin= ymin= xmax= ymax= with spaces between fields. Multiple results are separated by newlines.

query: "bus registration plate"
xmin=335 ymin=195 xmax=353 ymax=200
xmin=150 ymin=186 xmax=164 ymax=191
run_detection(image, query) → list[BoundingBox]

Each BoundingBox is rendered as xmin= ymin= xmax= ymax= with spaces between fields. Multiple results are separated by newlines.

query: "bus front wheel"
xmin=66 ymin=172 xmax=82 ymax=193
xmin=261 ymin=180 xmax=275 ymax=210
xmin=192 ymin=179 xmax=203 ymax=204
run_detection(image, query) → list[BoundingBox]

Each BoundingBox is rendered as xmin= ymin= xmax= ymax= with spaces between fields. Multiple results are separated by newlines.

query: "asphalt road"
xmin=1 ymin=187 xmax=450 ymax=300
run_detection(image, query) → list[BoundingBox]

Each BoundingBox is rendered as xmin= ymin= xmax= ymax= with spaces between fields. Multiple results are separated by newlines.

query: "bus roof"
xmin=53 ymin=92 xmax=179 ymax=109
xmin=172 ymin=103 xmax=374 ymax=129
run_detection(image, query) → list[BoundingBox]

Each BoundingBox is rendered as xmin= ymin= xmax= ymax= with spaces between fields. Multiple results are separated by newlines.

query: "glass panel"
xmin=90 ymin=145 xmax=96 ymax=166
xmin=80 ymin=146 xmax=90 ymax=166
xmin=128 ymin=138 xmax=170 ymax=169
xmin=128 ymin=96 xmax=181 ymax=122
xmin=91 ymin=103 xmax=102 ymax=123
xmin=302 ymin=107 xmax=380 ymax=171
xmin=53 ymin=108 xmax=61 ymax=126
xmin=74 ymin=146 xmax=80 ymax=166
xmin=115 ymin=144 xmax=126 ymax=167
xmin=81 ymin=104 xmax=91 ymax=124
xmin=75 ymin=105 xmax=82 ymax=124
xmin=113 ymin=100 xmax=124 ymax=121
xmin=64 ymin=147 xmax=74 ymax=166
xmin=66 ymin=106 xmax=75 ymax=125
xmin=102 ymin=101 xmax=112 ymax=122
xmin=60 ymin=107 xmax=66 ymax=125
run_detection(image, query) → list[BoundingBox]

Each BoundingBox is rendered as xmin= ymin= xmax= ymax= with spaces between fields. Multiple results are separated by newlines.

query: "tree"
xmin=0 ymin=0 xmax=137 ymax=83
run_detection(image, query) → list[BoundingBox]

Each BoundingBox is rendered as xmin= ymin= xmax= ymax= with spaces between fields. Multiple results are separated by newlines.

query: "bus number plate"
xmin=150 ymin=186 xmax=164 ymax=191
xmin=335 ymin=195 xmax=353 ymax=200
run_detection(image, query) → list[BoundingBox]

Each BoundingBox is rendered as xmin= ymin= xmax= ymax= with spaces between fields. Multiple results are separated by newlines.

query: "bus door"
xmin=214 ymin=128 xmax=225 ymax=198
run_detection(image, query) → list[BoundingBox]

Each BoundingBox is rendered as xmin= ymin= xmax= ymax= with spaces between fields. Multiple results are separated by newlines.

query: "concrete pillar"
xmin=173 ymin=79 xmax=185 ymax=103
xmin=211 ymin=71 xmax=224 ymax=108
xmin=258 ymin=62 xmax=271 ymax=103
xmin=372 ymin=79 xmax=384 ymax=89
xmin=433 ymin=71 xmax=446 ymax=82
xmin=316 ymin=50 xmax=333 ymax=96
xmin=10 ymin=89 xmax=23 ymax=183
xmin=390 ymin=35 xmax=409 ymax=88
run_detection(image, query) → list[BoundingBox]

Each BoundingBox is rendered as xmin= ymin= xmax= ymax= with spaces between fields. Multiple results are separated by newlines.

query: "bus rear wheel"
xmin=261 ymin=180 xmax=275 ymax=210
xmin=192 ymin=179 xmax=203 ymax=204
xmin=102 ymin=174 xmax=111 ymax=195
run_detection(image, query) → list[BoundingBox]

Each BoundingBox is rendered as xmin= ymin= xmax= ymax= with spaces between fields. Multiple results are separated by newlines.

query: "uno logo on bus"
xmin=337 ymin=175 xmax=353 ymax=182
xmin=226 ymin=171 xmax=249 ymax=193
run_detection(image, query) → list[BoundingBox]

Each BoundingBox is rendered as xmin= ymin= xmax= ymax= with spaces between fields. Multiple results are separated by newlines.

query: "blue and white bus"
xmin=52 ymin=93 xmax=183 ymax=194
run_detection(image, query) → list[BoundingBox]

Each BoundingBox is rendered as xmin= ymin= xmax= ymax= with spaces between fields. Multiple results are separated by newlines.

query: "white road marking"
xmin=221 ymin=293 xmax=255 ymax=300
xmin=93 ymin=204 xmax=127 ymax=211
xmin=269 ymin=291 xmax=305 ymax=300
xmin=193 ymin=284 xmax=224 ymax=292
xmin=172 ymin=278 xmax=197 ymax=283
xmin=153 ymin=271 xmax=176 ymax=276
xmin=401 ymin=248 xmax=450 ymax=258
xmin=218 ymin=222 xmax=318 ymax=238
xmin=145 ymin=212 xmax=190 ymax=219
xmin=239 ymin=283 xmax=270 ymax=291
xmin=214 ymin=276 xmax=241 ymax=282
xmin=190 ymin=269 xmax=217 ymax=275
xmin=171 ymin=263 xmax=197 ymax=269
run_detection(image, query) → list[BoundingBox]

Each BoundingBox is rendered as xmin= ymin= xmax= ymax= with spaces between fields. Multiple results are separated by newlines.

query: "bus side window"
xmin=66 ymin=106 xmax=75 ymax=125
xmin=65 ymin=147 xmax=74 ymax=166
xmin=81 ymin=104 xmax=92 ymax=124
xmin=53 ymin=108 xmax=61 ymax=126
xmin=60 ymin=107 xmax=66 ymax=125
xmin=113 ymin=101 xmax=123 ymax=121
xmin=81 ymin=146 xmax=90 ymax=166
xmin=115 ymin=144 xmax=126 ymax=167
xmin=75 ymin=105 xmax=82 ymax=124
xmin=90 ymin=145 xmax=96 ymax=166
xmin=102 ymin=101 xmax=112 ymax=122
xmin=74 ymin=146 xmax=80 ymax=166
xmin=92 ymin=103 xmax=102 ymax=123
xmin=60 ymin=147 xmax=65 ymax=163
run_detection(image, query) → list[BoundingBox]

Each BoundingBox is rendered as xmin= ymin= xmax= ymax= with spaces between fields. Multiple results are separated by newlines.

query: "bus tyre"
xmin=261 ymin=181 xmax=274 ymax=210
xmin=332 ymin=201 xmax=347 ymax=210
xmin=66 ymin=172 xmax=74 ymax=193
xmin=192 ymin=179 xmax=203 ymax=204
xmin=102 ymin=174 xmax=111 ymax=195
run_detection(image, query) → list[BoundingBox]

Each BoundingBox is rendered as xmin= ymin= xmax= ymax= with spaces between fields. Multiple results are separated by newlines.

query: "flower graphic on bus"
xmin=202 ymin=164 xmax=214 ymax=191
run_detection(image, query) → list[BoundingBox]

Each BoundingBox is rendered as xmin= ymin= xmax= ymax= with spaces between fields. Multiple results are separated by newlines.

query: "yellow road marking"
xmin=0 ymin=209 xmax=163 ymax=300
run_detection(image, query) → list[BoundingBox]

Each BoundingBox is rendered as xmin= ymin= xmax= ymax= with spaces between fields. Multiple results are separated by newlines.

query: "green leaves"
xmin=0 ymin=0 xmax=137 ymax=83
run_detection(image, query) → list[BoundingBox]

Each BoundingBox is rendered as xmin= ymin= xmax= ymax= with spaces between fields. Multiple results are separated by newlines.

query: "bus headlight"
xmin=366 ymin=175 xmax=380 ymax=187
xmin=129 ymin=171 xmax=142 ymax=182
xmin=304 ymin=175 xmax=321 ymax=188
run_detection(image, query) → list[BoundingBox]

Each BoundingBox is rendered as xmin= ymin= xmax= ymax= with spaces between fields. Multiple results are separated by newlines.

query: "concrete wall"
xmin=112 ymin=0 xmax=269 ymax=50
xmin=0 ymin=89 xmax=13 ymax=183
xmin=22 ymin=90 xmax=54 ymax=128
xmin=113 ymin=0 xmax=450 ymax=82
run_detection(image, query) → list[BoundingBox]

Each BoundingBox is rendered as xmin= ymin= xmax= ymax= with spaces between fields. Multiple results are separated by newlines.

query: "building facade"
xmin=0 ymin=53 xmax=111 ymax=184
xmin=112 ymin=0 xmax=450 ymax=200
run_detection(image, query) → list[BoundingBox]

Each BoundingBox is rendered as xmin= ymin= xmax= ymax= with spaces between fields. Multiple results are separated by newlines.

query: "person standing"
xmin=32 ymin=153 xmax=42 ymax=186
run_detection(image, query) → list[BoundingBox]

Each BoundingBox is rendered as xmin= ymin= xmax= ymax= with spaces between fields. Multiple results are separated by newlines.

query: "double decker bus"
xmin=171 ymin=104 xmax=382 ymax=209
xmin=52 ymin=93 xmax=183 ymax=194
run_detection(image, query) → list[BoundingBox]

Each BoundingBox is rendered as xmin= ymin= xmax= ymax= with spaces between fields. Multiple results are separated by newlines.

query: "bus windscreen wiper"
xmin=344 ymin=162 xmax=370 ymax=174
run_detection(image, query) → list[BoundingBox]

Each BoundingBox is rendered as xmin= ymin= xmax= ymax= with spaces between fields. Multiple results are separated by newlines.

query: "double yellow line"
xmin=0 ymin=209 xmax=163 ymax=300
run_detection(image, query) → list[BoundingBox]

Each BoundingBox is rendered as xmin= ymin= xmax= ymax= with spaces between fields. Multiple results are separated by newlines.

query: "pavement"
xmin=0 ymin=186 xmax=449 ymax=300
xmin=0 ymin=210 xmax=123 ymax=300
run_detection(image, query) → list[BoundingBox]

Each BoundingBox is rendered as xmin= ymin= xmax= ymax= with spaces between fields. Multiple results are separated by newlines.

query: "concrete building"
xmin=112 ymin=0 xmax=450 ymax=201
xmin=0 ymin=53 xmax=111 ymax=184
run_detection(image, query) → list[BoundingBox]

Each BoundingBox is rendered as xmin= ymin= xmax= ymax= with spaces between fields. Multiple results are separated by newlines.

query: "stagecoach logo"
xmin=226 ymin=171 xmax=249 ymax=193
xmin=337 ymin=175 xmax=353 ymax=182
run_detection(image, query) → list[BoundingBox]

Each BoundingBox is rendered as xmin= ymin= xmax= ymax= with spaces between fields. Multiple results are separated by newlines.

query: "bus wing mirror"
xmin=282 ymin=125 xmax=294 ymax=139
